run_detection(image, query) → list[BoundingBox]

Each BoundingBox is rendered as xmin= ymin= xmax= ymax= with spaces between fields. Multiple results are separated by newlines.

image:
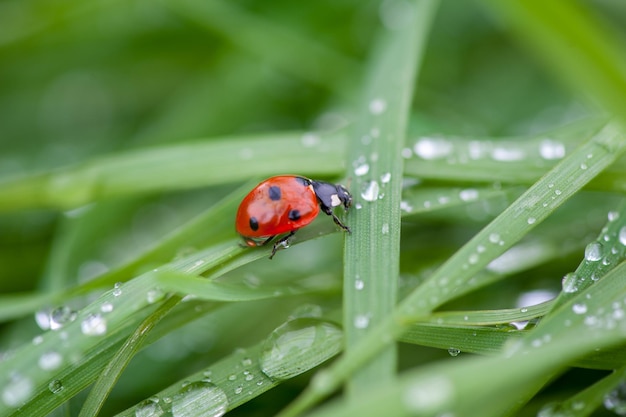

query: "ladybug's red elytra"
xmin=236 ymin=175 xmax=352 ymax=259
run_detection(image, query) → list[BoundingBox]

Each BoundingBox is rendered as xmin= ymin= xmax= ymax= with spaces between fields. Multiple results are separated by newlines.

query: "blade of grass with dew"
xmin=0 ymin=130 xmax=348 ymax=212
xmin=155 ymin=271 xmax=340 ymax=301
xmin=277 ymin=119 xmax=626 ymax=417
xmin=342 ymin=0 xmax=439 ymax=395
xmin=303 ymin=262 xmax=626 ymax=417
xmin=403 ymin=117 xmax=626 ymax=189
xmin=115 ymin=316 xmax=344 ymax=417
xmin=479 ymin=0 xmax=626 ymax=123
xmin=0 ymin=239 xmax=342 ymax=416
xmin=0 ymin=243 xmax=232 ymax=416
xmin=78 ymin=295 xmax=182 ymax=417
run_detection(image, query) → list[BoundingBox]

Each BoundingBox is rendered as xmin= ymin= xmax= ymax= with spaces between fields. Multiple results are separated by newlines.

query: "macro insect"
xmin=235 ymin=175 xmax=352 ymax=259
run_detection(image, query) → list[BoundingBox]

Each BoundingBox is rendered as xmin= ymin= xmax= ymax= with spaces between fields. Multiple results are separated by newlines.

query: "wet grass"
xmin=1 ymin=1 xmax=626 ymax=416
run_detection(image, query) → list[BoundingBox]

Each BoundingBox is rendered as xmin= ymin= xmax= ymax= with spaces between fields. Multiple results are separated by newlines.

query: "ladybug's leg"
xmin=260 ymin=235 xmax=276 ymax=246
xmin=270 ymin=231 xmax=296 ymax=259
xmin=320 ymin=206 xmax=351 ymax=233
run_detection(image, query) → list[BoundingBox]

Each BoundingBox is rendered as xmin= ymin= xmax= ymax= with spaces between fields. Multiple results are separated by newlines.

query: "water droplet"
xmin=100 ymin=302 xmax=114 ymax=313
xmin=355 ymin=279 xmax=364 ymax=290
xmin=584 ymin=242 xmax=603 ymax=262
xmin=414 ymin=137 xmax=453 ymax=160
xmin=354 ymin=163 xmax=369 ymax=176
xmin=35 ymin=309 xmax=51 ymax=330
xmin=39 ymin=351 xmax=63 ymax=371
xmin=447 ymin=348 xmax=460 ymax=357
xmin=380 ymin=172 xmax=391 ymax=184
xmin=404 ymin=375 xmax=454 ymax=412
xmin=562 ymin=273 xmax=581 ymax=294
xmin=135 ymin=397 xmax=164 ymax=417
xmin=580 ymin=163 xmax=588 ymax=170
xmin=619 ymin=226 xmax=626 ymax=246
xmin=489 ymin=233 xmax=501 ymax=244
xmin=369 ymin=98 xmax=387 ymax=115
xmin=260 ymin=318 xmax=343 ymax=380
xmin=459 ymin=189 xmax=479 ymax=202
xmin=171 ymin=381 xmax=228 ymax=417
xmin=605 ymin=382 xmax=626 ymax=415
xmin=608 ymin=211 xmax=620 ymax=222
xmin=354 ymin=314 xmax=370 ymax=329
xmin=301 ymin=133 xmax=320 ymax=148
xmin=491 ymin=147 xmax=525 ymax=161
xmin=361 ymin=181 xmax=380 ymax=202
xmin=48 ymin=379 xmax=64 ymax=395
xmin=400 ymin=201 xmax=413 ymax=212
xmin=113 ymin=282 xmax=123 ymax=297
xmin=2 ymin=373 xmax=33 ymax=407
xmin=539 ymin=139 xmax=565 ymax=160
xmin=147 ymin=288 xmax=165 ymax=304
xmin=381 ymin=223 xmax=390 ymax=235
xmin=527 ymin=217 xmax=536 ymax=225
xmin=572 ymin=303 xmax=588 ymax=314
xmin=81 ymin=313 xmax=107 ymax=336
xmin=49 ymin=306 xmax=77 ymax=330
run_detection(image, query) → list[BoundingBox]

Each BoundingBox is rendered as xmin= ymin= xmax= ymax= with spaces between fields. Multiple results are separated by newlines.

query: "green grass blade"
xmin=78 ymin=295 xmax=182 ymax=417
xmin=0 ymin=131 xmax=347 ymax=212
xmin=342 ymin=0 xmax=439 ymax=396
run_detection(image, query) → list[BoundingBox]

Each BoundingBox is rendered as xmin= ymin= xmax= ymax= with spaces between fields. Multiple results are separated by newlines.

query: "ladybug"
xmin=236 ymin=175 xmax=352 ymax=259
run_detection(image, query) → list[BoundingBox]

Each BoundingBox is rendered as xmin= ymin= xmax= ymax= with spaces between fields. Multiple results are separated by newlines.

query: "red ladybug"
xmin=236 ymin=175 xmax=352 ymax=259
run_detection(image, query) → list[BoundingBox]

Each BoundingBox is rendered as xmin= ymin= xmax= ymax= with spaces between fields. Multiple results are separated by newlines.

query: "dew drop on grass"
xmin=113 ymin=282 xmax=123 ymax=297
xmin=47 ymin=379 xmax=64 ymax=395
xmin=572 ymin=303 xmax=588 ymax=315
xmin=354 ymin=314 xmax=370 ymax=329
xmin=369 ymin=98 xmax=387 ymax=115
xmin=619 ymin=226 xmax=626 ymax=246
xmin=584 ymin=242 xmax=603 ymax=262
xmin=100 ymin=302 xmax=114 ymax=313
xmin=608 ymin=211 xmax=619 ymax=222
xmin=447 ymin=348 xmax=460 ymax=357
xmin=39 ymin=351 xmax=63 ymax=371
xmin=413 ymin=137 xmax=453 ymax=160
xmin=259 ymin=318 xmax=342 ymax=380
xmin=170 ymin=381 xmax=228 ymax=417
xmin=380 ymin=172 xmax=391 ymax=184
xmin=489 ymin=233 xmax=501 ymax=244
xmin=81 ymin=313 xmax=107 ymax=336
xmin=539 ymin=139 xmax=565 ymax=160
xmin=361 ymin=181 xmax=380 ymax=202
xmin=459 ymin=188 xmax=479 ymax=202
xmin=49 ymin=306 xmax=77 ymax=330
xmin=135 ymin=397 xmax=164 ymax=417
xmin=562 ymin=273 xmax=581 ymax=294
xmin=354 ymin=163 xmax=369 ymax=176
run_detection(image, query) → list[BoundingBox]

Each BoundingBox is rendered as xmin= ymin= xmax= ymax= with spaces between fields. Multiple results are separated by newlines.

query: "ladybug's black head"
xmin=311 ymin=180 xmax=352 ymax=212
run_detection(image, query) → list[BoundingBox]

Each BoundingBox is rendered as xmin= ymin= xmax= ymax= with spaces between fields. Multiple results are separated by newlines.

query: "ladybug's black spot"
xmin=288 ymin=209 xmax=301 ymax=221
xmin=268 ymin=186 xmax=282 ymax=201
xmin=249 ymin=217 xmax=259 ymax=231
